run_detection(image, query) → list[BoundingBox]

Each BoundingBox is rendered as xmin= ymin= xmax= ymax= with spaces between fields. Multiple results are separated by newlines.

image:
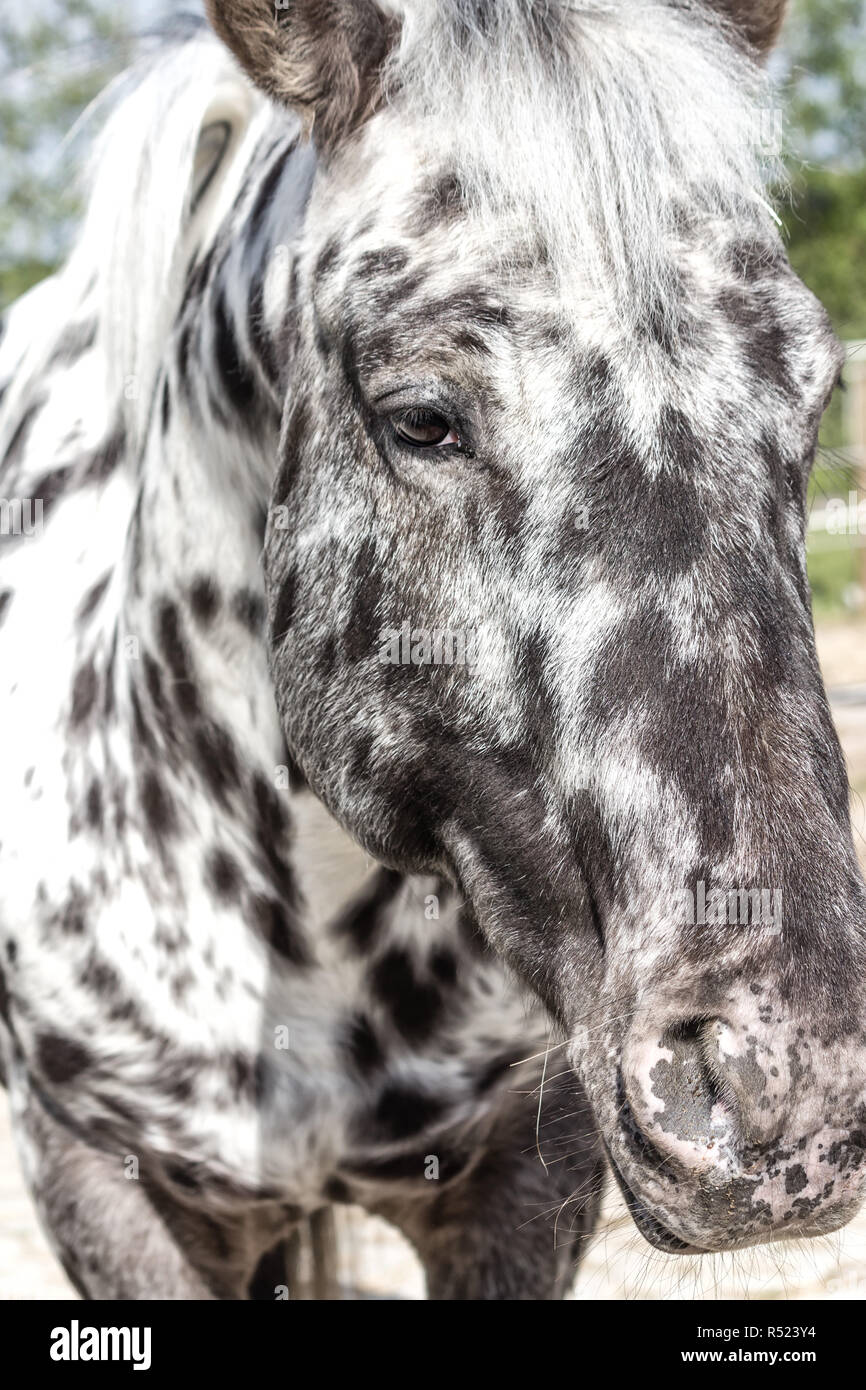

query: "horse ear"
xmin=703 ymin=0 xmax=787 ymax=54
xmin=204 ymin=0 xmax=399 ymax=154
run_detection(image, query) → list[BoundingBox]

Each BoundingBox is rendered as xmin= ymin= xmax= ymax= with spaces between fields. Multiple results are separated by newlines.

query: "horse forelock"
xmin=376 ymin=0 xmax=784 ymax=329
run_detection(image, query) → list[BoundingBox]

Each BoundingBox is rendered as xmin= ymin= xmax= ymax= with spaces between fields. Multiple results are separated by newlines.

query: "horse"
xmin=0 ymin=0 xmax=864 ymax=1301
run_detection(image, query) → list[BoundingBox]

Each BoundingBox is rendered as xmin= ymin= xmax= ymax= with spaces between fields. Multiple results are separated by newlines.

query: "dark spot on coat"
xmin=373 ymin=1085 xmax=445 ymax=1141
xmin=102 ymin=631 xmax=117 ymax=719
xmin=70 ymin=660 xmax=98 ymax=727
xmin=429 ymin=947 xmax=458 ymax=986
xmin=156 ymin=599 xmax=199 ymax=717
xmin=166 ymin=1161 xmax=200 ymax=1191
xmin=344 ymin=1012 xmax=384 ymax=1075
xmin=47 ymin=318 xmax=97 ymax=366
xmin=189 ymin=576 xmax=220 ymax=626
xmin=36 ymin=1034 xmax=92 ymax=1084
xmin=410 ymin=171 xmax=466 ymax=233
xmin=657 ymin=404 xmax=703 ymax=474
xmin=785 ymin=1163 xmax=808 ymax=1195
xmin=370 ymin=948 xmax=443 ymax=1043
xmin=248 ymin=895 xmax=310 ymax=967
xmin=76 ymin=573 xmax=111 ymax=624
xmin=332 ymin=868 xmax=403 ymax=954
xmin=142 ymin=651 xmax=170 ymax=726
xmin=344 ymin=537 xmax=381 ymax=663
xmin=0 ymin=398 xmax=42 ymax=472
xmin=29 ymin=465 xmax=71 ymax=520
xmin=354 ymin=247 xmax=409 ymax=281
xmin=78 ymin=952 xmax=122 ymax=995
xmin=728 ymin=240 xmax=782 ymax=281
xmin=85 ymin=779 xmax=103 ymax=832
xmin=251 ymin=775 xmax=298 ymax=906
xmin=177 ymin=321 xmax=195 ymax=386
xmin=139 ymin=770 xmax=178 ymax=840
xmin=207 ymin=847 xmax=241 ymax=902
xmin=314 ymin=235 xmax=342 ymax=285
xmin=58 ymin=888 xmax=87 ymax=936
xmin=716 ymin=285 xmax=794 ymax=397
xmin=271 ymin=398 xmax=309 ymax=507
xmin=82 ymin=427 xmax=126 ymax=486
xmin=193 ymin=721 xmax=241 ymax=807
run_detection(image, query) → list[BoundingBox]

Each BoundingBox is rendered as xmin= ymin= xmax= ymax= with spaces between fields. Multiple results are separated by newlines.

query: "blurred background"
xmin=1 ymin=0 xmax=865 ymax=1299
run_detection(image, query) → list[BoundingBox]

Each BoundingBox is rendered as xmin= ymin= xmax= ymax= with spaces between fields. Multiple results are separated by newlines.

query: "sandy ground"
xmin=2 ymin=619 xmax=866 ymax=1301
xmin=0 ymin=1105 xmax=75 ymax=1300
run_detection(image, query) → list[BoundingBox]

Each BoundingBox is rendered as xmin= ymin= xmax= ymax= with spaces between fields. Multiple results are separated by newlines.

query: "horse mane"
xmin=384 ymin=0 xmax=784 ymax=326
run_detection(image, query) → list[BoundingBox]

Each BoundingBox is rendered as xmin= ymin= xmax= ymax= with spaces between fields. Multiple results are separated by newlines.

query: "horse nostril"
xmin=662 ymin=1017 xmax=720 ymax=1083
xmin=624 ymin=1017 xmax=736 ymax=1171
xmin=661 ymin=1017 xmax=723 ymax=1112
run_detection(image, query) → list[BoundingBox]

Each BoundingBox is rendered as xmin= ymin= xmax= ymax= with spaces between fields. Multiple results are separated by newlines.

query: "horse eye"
xmin=391 ymin=408 xmax=460 ymax=449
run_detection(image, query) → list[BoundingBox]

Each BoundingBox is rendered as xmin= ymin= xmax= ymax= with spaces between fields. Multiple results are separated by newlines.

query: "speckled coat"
xmin=0 ymin=0 xmax=864 ymax=1300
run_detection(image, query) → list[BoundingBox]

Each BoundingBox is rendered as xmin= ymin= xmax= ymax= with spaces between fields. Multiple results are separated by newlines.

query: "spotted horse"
xmin=0 ymin=0 xmax=864 ymax=1301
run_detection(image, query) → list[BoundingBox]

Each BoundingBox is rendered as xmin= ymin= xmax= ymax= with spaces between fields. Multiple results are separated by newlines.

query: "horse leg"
xmin=369 ymin=1071 xmax=606 ymax=1301
xmin=6 ymin=1076 xmax=260 ymax=1299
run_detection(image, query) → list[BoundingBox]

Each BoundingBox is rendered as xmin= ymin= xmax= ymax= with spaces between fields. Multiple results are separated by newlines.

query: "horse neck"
xmin=114 ymin=137 xmax=310 ymax=776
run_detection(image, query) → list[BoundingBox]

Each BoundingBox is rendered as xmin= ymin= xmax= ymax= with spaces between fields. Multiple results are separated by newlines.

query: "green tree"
xmin=784 ymin=165 xmax=866 ymax=340
xmin=0 ymin=1 xmax=135 ymax=308
xmin=777 ymin=0 xmax=866 ymax=339
xmin=778 ymin=0 xmax=866 ymax=167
